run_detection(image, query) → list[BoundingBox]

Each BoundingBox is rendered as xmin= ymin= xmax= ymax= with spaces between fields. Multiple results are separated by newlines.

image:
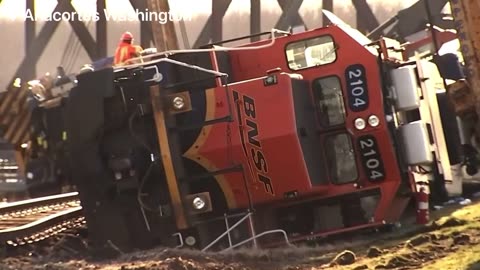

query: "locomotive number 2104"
xmin=345 ymin=64 xmax=369 ymax=112
xmin=357 ymin=135 xmax=385 ymax=181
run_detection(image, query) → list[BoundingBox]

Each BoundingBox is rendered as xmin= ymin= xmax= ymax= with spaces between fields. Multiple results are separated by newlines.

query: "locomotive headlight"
xmin=192 ymin=197 xmax=206 ymax=210
xmin=172 ymin=96 xmax=185 ymax=110
xmin=368 ymin=115 xmax=380 ymax=127
xmin=354 ymin=118 xmax=366 ymax=130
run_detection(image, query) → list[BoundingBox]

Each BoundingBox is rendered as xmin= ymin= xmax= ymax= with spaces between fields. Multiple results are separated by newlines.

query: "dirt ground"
xmin=1 ymin=199 xmax=480 ymax=270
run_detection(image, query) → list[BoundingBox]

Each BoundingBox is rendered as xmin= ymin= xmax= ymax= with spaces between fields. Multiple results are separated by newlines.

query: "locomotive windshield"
xmin=325 ymin=133 xmax=358 ymax=184
xmin=285 ymin=36 xmax=336 ymax=70
xmin=312 ymin=76 xmax=346 ymax=127
xmin=312 ymin=75 xmax=358 ymax=184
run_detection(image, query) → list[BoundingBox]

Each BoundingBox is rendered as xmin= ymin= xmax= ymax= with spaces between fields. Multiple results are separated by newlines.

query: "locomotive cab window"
xmin=312 ymin=76 xmax=346 ymax=127
xmin=325 ymin=133 xmax=358 ymax=184
xmin=286 ymin=36 xmax=336 ymax=70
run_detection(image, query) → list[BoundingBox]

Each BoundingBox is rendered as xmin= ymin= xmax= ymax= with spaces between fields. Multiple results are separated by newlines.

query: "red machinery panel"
xmin=187 ymin=73 xmax=327 ymax=209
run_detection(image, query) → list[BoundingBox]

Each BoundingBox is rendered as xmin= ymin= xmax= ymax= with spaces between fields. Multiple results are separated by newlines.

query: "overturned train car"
xmin=0 ymin=73 xmax=74 ymax=199
xmin=65 ymin=24 xmax=467 ymax=252
xmin=0 ymin=58 xmax=115 ymax=199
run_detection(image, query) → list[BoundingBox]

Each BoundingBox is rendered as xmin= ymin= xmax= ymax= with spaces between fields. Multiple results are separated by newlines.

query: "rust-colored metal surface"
xmin=0 ymin=85 xmax=31 ymax=149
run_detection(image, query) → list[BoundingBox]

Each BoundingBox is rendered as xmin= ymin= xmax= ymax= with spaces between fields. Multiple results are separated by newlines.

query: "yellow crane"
xmin=449 ymin=1 xmax=480 ymax=123
xmin=146 ymin=0 xmax=180 ymax=51
xmin=445 ymin=0 xmax=480 ymax=176
xmin=143 ymin=0 xmax=190 ymax=230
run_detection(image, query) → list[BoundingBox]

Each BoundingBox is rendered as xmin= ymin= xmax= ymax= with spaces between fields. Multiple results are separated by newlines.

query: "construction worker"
xmin=114 ymin=32 xmax=143 ymax=66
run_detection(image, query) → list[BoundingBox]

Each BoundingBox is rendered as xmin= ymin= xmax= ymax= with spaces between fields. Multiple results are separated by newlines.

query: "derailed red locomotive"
xmin=65 ymin=21 xmax=464 ymax=252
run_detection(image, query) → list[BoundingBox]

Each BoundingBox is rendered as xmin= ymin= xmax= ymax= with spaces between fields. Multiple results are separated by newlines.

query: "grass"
xmin=422 ymin=244 xmax=480 ymax=270
xmin=325 ymin=199 xmax=480 ymax=270
xmin=421 ymin=202 xmax=480 ymax=270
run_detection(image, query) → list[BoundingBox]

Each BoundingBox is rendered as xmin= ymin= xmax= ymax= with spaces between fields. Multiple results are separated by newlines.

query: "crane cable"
xmin=64 ymin=20 xmax=94 ymax=73
xmin=60 ymin=25 xmax=77 ymax=68
xmin=64 ymin=36 xmax=82 ymax=73
xmin=64 ymin=28 xmax=84 ymax=74
xmin=60 ymin=19 xmax=89 ymax=69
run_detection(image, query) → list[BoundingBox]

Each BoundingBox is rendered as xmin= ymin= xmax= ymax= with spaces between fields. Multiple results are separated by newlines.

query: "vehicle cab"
xmin=223 ymin=25 xmax=414 ymax=238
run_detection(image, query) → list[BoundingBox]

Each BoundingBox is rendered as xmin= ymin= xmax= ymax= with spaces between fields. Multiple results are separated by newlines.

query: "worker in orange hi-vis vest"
xmin=114 ymin=32 xmax=144 ymax=66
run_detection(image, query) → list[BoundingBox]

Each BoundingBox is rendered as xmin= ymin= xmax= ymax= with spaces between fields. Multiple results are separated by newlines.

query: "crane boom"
xmin=145 ymin=0 xmax=189 ymax=230
xmin=146 ymin=0 xmax=179 ymax=51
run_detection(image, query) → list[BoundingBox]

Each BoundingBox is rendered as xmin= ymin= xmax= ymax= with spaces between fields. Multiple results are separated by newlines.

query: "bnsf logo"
xmin=233 ymin=91 xmax=274 ymax=196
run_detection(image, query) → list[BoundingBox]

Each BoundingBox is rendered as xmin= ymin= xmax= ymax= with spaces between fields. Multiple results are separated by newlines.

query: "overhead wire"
xmin=65 ymin=20 xmax=94 ymax=73
xmin=60 ymin=28 xmax=77 ymax=68
xmin=60 ymin=15 xmax=87 ymax=69
xmin=64 ymin=34 xmax=83 ymax=73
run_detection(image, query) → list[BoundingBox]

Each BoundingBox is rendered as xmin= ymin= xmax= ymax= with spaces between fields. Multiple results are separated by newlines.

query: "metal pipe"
xmin=202 ymin=212 xmax=252 ymax=252
xmin=115 ymin=57 xmax=228 ymax=79
xmin=224 ymin=213 xmax=232 ymax=247
xmin=221 ymin=229 xmax=292 ymax=252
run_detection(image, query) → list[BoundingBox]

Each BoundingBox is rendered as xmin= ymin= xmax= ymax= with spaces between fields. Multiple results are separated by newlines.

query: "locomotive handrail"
xmin=201 ymin=211 xmax=253 ymax=252
xmin=172 ymin=232 xmax=184 ymax=248
xmin=201 ymin=210 xmax=292 ymax=252
xmin=117 ymin=28 xmax=287 ymax=69
xmin=221 ymin=229 xmax=293 ymax=253
xmin=114 ymin=56 xmax=229 ymax=80
xmin=198 ymin=29 xmax=291 ymax=48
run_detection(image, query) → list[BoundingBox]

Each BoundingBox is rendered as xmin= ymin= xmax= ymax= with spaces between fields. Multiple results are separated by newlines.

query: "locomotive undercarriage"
xmin=64 ymin=56 xmax=249 ymax=252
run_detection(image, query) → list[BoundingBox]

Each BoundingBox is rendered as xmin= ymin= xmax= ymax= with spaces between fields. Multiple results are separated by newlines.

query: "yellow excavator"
xmin=449 ymin=0 xmax=480 ymax=105
xmin=441 ymin=0 xmax=480 ymax=179
xmin=372 ymin=0 xmax=480 ymax=183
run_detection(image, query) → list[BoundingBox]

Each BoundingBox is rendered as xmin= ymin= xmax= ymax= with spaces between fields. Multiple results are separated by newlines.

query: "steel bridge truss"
xmin=10 ymin=0 xmax=380 ymax=83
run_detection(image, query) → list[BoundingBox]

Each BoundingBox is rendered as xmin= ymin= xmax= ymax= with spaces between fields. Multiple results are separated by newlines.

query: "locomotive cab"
xmin=64 ymin=23 xmax=466 ymax=253
xmin=222 ymin=25 xmax=412 ymax=241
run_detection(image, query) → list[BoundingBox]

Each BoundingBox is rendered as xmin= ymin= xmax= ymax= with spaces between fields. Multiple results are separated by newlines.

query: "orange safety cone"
xmin=416 ymin=187 xmax=429 ymax=224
